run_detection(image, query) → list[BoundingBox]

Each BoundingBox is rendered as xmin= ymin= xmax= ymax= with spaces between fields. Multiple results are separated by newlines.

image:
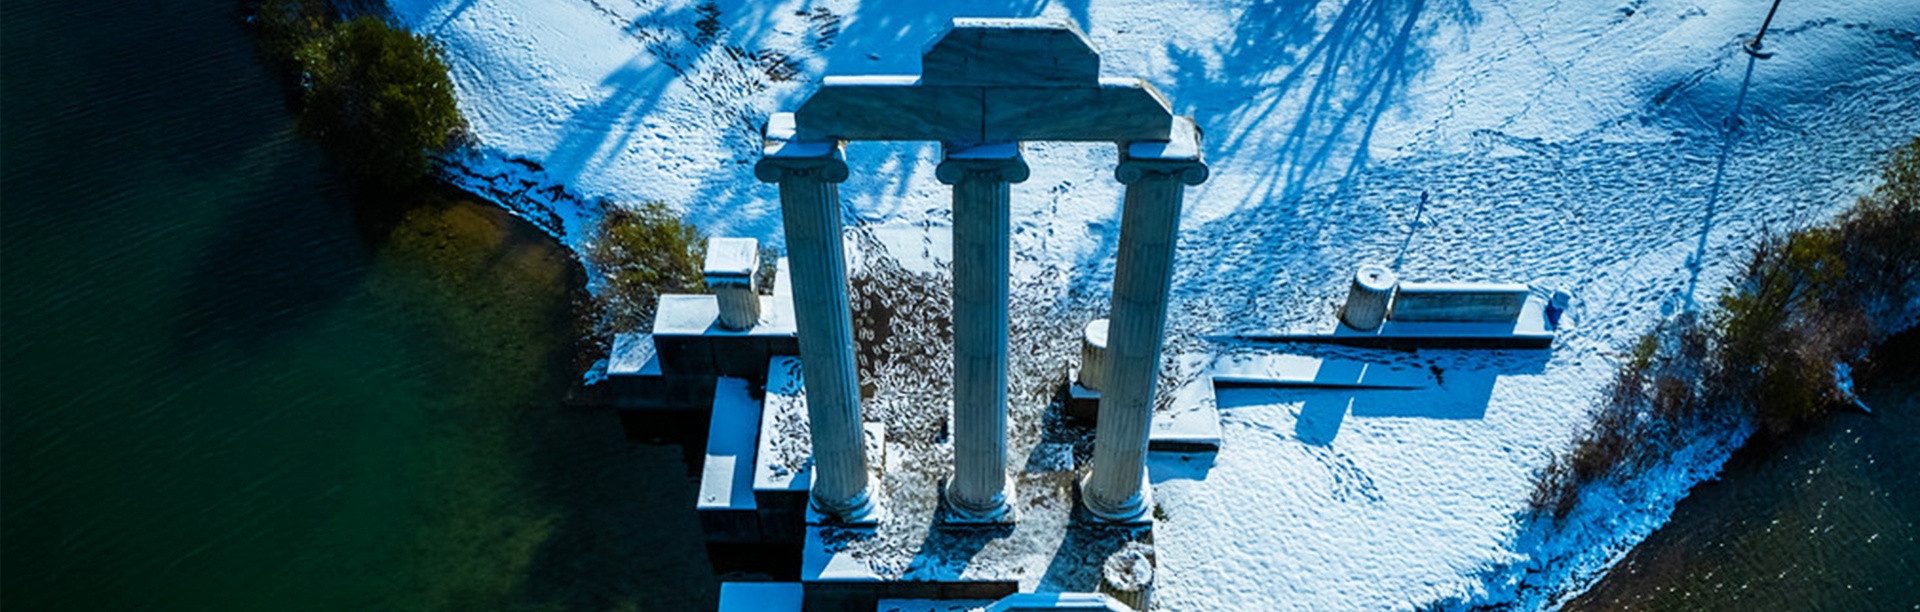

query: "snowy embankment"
xmin=387 ymin=0 xmax=1919 ymax=609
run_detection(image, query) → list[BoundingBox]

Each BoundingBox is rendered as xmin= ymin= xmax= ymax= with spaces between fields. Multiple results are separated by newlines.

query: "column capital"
xmin=756 ymin=112 xmax=849 ymax=183
xmin=1116 ymin=116 xmax=1208 ymax=186
xmin=937 ymin=142 xmax=1031 ymax=185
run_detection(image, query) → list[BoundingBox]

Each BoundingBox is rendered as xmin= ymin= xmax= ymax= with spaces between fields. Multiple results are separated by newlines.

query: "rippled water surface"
xmin=1 ymin=2 xmax=715 ymax=609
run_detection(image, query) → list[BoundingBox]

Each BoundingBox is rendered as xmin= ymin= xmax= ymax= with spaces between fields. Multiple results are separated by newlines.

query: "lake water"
xmin=0 ymin=1 xmax=716 ymax=610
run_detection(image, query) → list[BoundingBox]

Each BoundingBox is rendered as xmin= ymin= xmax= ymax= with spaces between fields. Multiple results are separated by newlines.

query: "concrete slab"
xmin=984 ymin=593 xmax=1134 ymax=611
xmin=606 ymin=333 xmax=661 ymax=377
xmin=601 ymin=333 xmax=717 ymax=411
xmin=774 ymin=257 xmax=792 ymax=297
xmin=705 ymin=237 xmax=760 ymax=279
xmin=1148 ymin=368 xmax=1222 ymax=453
xmin=1229 ymin=296 xmax=1560 ymax=349
xmin=719 ymin=582 xmax=804 ymax=612
xmin=653 ymin=294 xmax=796 ymax=337
xmin=757 ymin=356 xmax=812 ymax=543
xmin=875 ymin=598 xmax=995 ymax=612
xmin=799 ymin=521 xmax=1025 ymax=608
xmin=1067 ymin=359 xmax=1222 ymax=452
xmin=1389 ymin=282 xmax=1530 ymax=323
xmin=702 ymin=378 xmax=762 ymax=510
xmin=756 ymin=357 xmax=813 ymax=495
xmin=652 ymin=293 xmax=799 ymax=379
xmin=1208 ymin=354 xmax=1436 ymax=389
xmin=702 ymin=377 xmax=765 ymax=542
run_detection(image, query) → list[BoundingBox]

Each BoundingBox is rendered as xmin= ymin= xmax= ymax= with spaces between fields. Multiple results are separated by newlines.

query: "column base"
xmin=939 ymin=477 xmax=1015 ymax=526
xmin=1077 ymin=472 xmax=1154 ymax=526
xmin=805 ymin=422 xmax=888 ymax=527
xmin=808 ymin=490 xmax=884 ymax=527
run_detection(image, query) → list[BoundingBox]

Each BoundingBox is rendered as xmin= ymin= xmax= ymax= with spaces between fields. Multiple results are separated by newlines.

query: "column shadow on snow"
xmin=1217 ymin=347 xmax=1548 ymax=446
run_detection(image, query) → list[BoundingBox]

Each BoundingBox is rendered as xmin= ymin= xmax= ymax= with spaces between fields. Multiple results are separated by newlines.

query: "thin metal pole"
xmin=1745 ymin=0 xmax=1784 ymax=57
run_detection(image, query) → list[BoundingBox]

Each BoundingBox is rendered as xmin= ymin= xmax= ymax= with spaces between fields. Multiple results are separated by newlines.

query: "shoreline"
xmin=1564 ymin=327 xmax=1920 ymax=608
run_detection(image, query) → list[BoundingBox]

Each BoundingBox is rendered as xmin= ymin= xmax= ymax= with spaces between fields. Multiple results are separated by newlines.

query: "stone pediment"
xmin=792 ymin=18 xmax=1174 ymax=143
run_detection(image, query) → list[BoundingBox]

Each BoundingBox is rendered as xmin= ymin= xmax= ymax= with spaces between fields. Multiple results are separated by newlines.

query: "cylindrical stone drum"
xmin=1340 ymin=264 xmax=1397 ymax=331
xmin=713 ymin=282 xmax=760 ymax=330
xmin=704 ymin=237 xmax=761 ymax=331
xmin=1078 ymin=318 xmax=1110 ymax=392
xmin=1099 ymin=542 xmax=1155 ymax=611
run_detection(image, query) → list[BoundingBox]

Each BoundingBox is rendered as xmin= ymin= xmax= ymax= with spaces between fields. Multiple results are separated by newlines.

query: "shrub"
xmin=292 ymin=16 xmax=463 ymax=186
xmin=1529 ymin=453 xmax=1577 ymax=519
xmin=585 ymin=202 xmax=706 ymax=335
xmin=255 ymin=0 xmax=330 ymax=62
xmin=1714 ymin=138 xmax=1918 ymax=433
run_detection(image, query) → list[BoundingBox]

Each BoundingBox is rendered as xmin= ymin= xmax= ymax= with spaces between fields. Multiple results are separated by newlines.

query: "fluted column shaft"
xmin=936 ymin=143 xmax=1029 ymax=522
xmin=1085 ymin=119 xmax=1208 ymax=523
xmin=755 ymin=114 xmax=874 ymax=522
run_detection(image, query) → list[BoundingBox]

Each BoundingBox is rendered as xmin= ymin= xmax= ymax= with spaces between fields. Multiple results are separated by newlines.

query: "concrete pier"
xmin=754 ymin=114 xmax=875 ymax=523
xmin=936 ymin=142 xmax=1029 ymax=522
xmin=706 ymin=237 xmax=762 ymax=331
xmin=1078 ymin=318 xmax=1110 ymax=392
xmin=1084 ymin=117 xmax=1208 ymax=523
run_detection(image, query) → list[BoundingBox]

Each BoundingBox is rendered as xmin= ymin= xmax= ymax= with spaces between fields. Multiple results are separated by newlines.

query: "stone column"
xmin=1084 ymin=118 xmax=1208 ymax=523
xmin=754 ymin=113 xmax=875 ymax=523
xmin=936 ymin=142 xmax=1029 ymax=522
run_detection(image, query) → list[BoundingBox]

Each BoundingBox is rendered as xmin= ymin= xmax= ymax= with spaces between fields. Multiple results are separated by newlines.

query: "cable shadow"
xmin=1682 ymin=52 xmax=1759 ymax=312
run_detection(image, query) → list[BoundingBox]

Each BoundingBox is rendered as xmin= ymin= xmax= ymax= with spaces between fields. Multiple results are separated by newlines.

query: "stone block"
xmin=794 ymin=78 xmax=982 ymax=142
xmin=1066 ymin=377 xmax=1101 ymax=421
xmin=982 ymin=80 xmax=1173 ymax=142
xmin=651 ymin=293 xmax=798 ymax=381
xmin=1388 ymin=282 xmax=1529 ymax=323
xmin=921 ymin=18 xmax=1100 ymax=87
xmin=719 ymin=582 xmax=803 ymax=612
xmin=706 ymin=237 xmax=761 ymax=331
xmin=700 ymin=378 xmax=763 ymax=543
xmin=755 ymin=356 xmax=811 ymax=544
xmin=1077 ymin=318 xmax=1109 ymax=392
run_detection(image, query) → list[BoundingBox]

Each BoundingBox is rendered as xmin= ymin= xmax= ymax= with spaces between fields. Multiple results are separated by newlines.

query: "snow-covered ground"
xmin=387 ymin=0 xmax=1920 ymax=608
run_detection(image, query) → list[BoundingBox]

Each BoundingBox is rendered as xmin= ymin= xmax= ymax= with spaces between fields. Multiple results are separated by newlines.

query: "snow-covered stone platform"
xmin=758 ymin=354 xmax=1155 ymax=610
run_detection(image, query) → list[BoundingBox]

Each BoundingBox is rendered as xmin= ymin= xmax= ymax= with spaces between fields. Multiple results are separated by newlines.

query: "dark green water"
xmin=1 ymin=2 xmax=715 ymax=610
xmin=1568 ymin=330 xmax=1920 ymax=611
